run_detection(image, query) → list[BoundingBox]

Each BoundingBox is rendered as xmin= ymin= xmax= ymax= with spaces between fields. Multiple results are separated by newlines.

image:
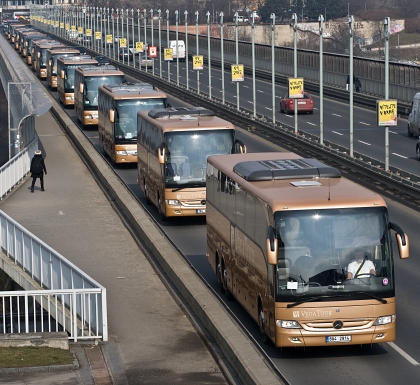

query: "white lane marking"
xmin=265 ymin=107 xmax=272 ymax=111
xmin=332 ymin=131 xmax=343 ymax=135
xmin=332 ymin=113 xmax=342 ymax=117
xmin=243 ymin=85 xmax=249 ymax=88
xmin=390 ymin=131 xmax=398 ymax=134
xmin=307 ymin=122 xmax=317 ymax=126
xmin=359 ymin=122 xmax=370 ymax=126
xmin=358 ymin=140 xmax=371 ymax=146
xmin=257 ymin=90 xmax=264 ymax=93
xmin=387 ymin=342 xmax=420 ymax=366
xmin=392 ymin=153 xmax=408 ymax=159
xmin=275 ymin=96 xmax=281 ymax=98
xmin=247 ymin=101 xmax=253 ymax=104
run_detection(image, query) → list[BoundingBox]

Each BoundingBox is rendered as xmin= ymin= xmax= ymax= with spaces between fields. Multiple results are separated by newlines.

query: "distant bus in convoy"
xmin=33 ymin=40 xmax=63 ymax=77
xmin=137 ymin=107 xmax=246 ymax=220
xmin=25 ymin=36 xmax=51 ymax=65
xmin=13 ymin=12 xmax=30 ymax=20
xmin=74 ymin=65 xmax=125 ymax=127
xmin=46 ymin=47 xmax=80 ymax=89
xmin=206 ymin=152 xmax=409 ymax=347
xmin=57 ymin=56 xmax=98 ymax=106
xmin=98 ymin=83 xmax=169 ymax=164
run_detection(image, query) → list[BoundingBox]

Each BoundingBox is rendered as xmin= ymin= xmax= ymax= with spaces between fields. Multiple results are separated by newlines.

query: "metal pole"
xmin=137 ymin=9 xmax=141 ymax=66
xmin=126 ymin=10 xmax=130 ymax=66
xmin=319 ymin=14 xmax=324 ymax=145
xmin=207 ymin=11 xmax=211 ymax=99
xmin=158 ymin=9 xmax=162 ymax=79
xmin=235 ymin=12 xmax=239 ymax=111
xmin=112 ymin=9 xmax=115 ymax=60
xmin=185 ymin=11 xmax=189 ymax=90
xmin=195 ymin=11 xmax=199 ymax=95
xmin=251 ymin=13 xmax=256 ymax=118
xmin=384 ymin=17 xmax=390 ymax=171
xmin=131 ymin=10 xmax=135 ymax=69
xmin=175 ymin=10 xmax=179 ymax=86
xmin=150 ymin=9 xmax=154 ymax=75
xmin=116 ymin=9 xmax=119 ymax=62
xmin=107 ymin=8 xmax=110 ymax=57
xmin=349 ymin=15 xmax=354 ymax=157
xmin=292 ymin=13 xmax=298 ymax=134
xmin=166 ymin=9 xmax=170 ymax=83
xmin=270 ymin=13 xmax=275 ymax=124
xmin=220 ymin=12 xmax=225 ymax=104
xmin=143 ymin=9 xmax=147 ymax=73
xmin=121 ymin=10 xmax=125 ymax=65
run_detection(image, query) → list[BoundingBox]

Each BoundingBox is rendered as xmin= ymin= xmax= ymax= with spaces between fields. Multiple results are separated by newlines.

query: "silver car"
xmin=138 ymin=53 xmax=153 ymax=68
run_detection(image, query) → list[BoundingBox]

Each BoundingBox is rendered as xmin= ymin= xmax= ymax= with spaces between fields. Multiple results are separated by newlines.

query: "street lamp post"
xmin=319 ymin=14 xmax=324 ymax=145
xmin=349 ymin=15 xmax=354 ymax=157
xmin=384 ymin=17 xmax=390 ymax=171
xmin=291 ymin=13 xmax=298 ymax=134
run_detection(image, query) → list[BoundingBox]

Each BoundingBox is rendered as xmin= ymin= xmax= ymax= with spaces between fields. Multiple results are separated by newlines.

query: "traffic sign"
xmin=164 ymin=48 xmax=173 ymax=61
xmin=231 ymin=64 xmax=244 ymax=82
xmin=193 ymin=55 xmax=203 ymax=70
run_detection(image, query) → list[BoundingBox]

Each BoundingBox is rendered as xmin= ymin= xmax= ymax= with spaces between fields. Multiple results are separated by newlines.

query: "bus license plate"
xmin=326 ymin=335 xmax=351 ymax=343
xmin=196 ymin=209 xmax=206 ymax=214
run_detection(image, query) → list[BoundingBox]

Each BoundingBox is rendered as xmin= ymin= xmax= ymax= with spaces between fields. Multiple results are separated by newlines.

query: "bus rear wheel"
xmin=259 ymin=302 xmax=271 ymax=345
xmin=222 ymin=262 xmax=233 ymax=301
xmin=143 ymin=180 xmax=151 ymax=205
xmin=217 ymin=258 xmax=225 ymax=294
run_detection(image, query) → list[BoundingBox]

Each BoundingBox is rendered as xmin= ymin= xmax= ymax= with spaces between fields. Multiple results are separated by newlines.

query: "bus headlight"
xmin=166 ymin=199 xmax=181 ymax=205
xmin=276 ymin=320 xmax=302 ymax=329
xmin=373 ymin=315 xmax=395 ymax=325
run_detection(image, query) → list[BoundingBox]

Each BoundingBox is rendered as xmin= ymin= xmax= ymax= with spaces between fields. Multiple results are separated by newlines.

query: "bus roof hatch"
xmin=233 ymin=158 xmax=341 ymax=181
xmin=148 ymin=107 xmax=214 ymax=119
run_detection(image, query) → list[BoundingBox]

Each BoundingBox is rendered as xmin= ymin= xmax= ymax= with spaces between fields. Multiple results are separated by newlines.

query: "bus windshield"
xmin=84 ymin=75 xmax=124 ymax=108
xmin=114 ymin=99 xmax=168 ymax=143
xmin=274 ymin=207 xmax=393 ymax=302
xmin=64 ymin=65 xmax=77 ymax=91
xmin=164 ymin=129 xmax=235 ymax=188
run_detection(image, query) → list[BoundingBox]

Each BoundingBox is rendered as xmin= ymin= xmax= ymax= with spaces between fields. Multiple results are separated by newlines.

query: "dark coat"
xmin=30 ymin=154 xmax=47 ymax=177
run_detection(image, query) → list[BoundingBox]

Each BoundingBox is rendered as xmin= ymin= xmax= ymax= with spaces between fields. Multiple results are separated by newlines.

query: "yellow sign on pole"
xmin=78 ymin=27 xmax=83 ymax=34
xmin=106 ymin=35 xmax=113 ymax=44
xmin=231 ymin=65 xmax=244 ymax=82
xmin=65 ymin=23 xmax=70 ymax=30
xmin=135 ymin=42 xmax=144 ymax=53
xmin=193 ymin=55 xmax=204 ymax=70
xmin=60 ymin=22 xmax=64 ymax=29
xmin=95 ymin=31 xmax=101 ymax=40
xmin=288 ymin=78 xmax=304 ymax=98
xmin=119 ymin=38 xmax=127 ymax=48
xmin=377 ymin=100 xmax=398 ymax=126
xmin=71 ymin=25 xmax=76 ymax=32
xmin=164 ymin=48 xmax=173 ymax=61
xmin=86 ymin=29 xmax=92 ymax=37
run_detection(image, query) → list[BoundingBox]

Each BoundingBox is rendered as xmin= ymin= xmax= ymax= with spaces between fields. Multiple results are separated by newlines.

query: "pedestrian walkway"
xmin=0 ymin=111 xmax=229 ymax=385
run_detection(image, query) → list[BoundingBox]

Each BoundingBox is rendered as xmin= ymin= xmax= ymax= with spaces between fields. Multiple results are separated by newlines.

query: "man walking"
xmin=30 ymin=149 xmax=47 ymax=192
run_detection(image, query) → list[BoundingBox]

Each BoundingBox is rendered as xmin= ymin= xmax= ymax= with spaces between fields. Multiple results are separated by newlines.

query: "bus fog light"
xmin=277 ymin=320 xmax=302 ymax=329
xmin=373 ymin=315 xmax=395 ymax=325
xmin=166 ymin=199 xmax=180 ymax=205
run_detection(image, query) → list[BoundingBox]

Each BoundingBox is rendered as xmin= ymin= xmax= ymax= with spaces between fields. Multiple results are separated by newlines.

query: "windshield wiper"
xmin=172 ymin=183 xmax=205 ymax=192
xmin=355 ymin=291 xmax=387 ymax=304
xmin=287 ymin=294 xmax=347 ymax=308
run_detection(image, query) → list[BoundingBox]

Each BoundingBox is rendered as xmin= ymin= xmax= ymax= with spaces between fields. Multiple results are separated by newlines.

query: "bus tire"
xmin=143 ymin=180 xmax=151 ymax=205
xmin=158 ymin=194 xmax=167 ymax=221
xmin=217 ymin=257 xmax=226 ymax=294
xmin=222 ymin=262 xmax=233 ymax=301
xmin=259 ymin=301 xmax=271 ymax=346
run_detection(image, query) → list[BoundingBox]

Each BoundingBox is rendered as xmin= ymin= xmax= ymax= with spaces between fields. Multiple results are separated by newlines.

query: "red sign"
xmin=148 ymin=45 xmax=158 ymax=58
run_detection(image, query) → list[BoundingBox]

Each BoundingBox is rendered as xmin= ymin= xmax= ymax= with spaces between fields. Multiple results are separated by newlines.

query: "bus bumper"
xmin=164 ymin=203 xmax=206 ymax=217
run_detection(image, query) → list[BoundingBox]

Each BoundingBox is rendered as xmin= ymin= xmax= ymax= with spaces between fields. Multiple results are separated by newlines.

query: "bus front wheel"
xmin=143 ymin=180 xmax=151 ymax=205
xmin=222 ymin=262 xmax=233 ymax=301
xmin=259 ymin=302 xmax=271 ymax=346
xmin=158 ymin=194 xmax=167 ymax=221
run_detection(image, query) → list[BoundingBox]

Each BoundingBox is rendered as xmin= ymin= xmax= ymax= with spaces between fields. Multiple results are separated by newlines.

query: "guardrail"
xmin=0 ymin=139 xmax=37 ymax=201
xmin=0 ymin=210 xmax=108 ymax=341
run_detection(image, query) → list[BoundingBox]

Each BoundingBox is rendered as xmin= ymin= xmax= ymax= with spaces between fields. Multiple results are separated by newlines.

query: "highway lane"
xmin=32 ymin=58 xmax=420 ymax=384
xmin=150 ymin=60 xmax=420 ymax=176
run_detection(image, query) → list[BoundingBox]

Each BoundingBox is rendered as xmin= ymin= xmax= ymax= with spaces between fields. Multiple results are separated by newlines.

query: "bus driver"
xmin=347 ymin=248 xmax=376 ymax=279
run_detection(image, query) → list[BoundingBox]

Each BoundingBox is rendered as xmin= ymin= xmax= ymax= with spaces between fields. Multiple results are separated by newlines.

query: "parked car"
xmin=118 ymin=48 xmax=133 ymax=61
xmin=280 ymin=92 xmax=314 ymax=114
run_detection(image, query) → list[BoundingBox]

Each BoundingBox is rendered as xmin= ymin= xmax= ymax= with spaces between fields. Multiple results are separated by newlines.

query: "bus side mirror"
xmin=158 ymin=143 xmax=165 ymax=164
xmin=235 ymin=139 xmax=247 ymax=154
xmin=37 ymin=52 xmax=40 ymax=58
xmin=266 ymin=226 xmax=278 ymax=265
xmin=79 ymin=83 xmax=84 ymax=93
xmin=49 ymin=59 xmax=53 ymax=67
xmin=60 ymin=70 xmax=65 ymax=79
xmin=109 ymin=109 xmax=115 ymax=123
xmin=390 ymin=222 xmax=409 ymax=259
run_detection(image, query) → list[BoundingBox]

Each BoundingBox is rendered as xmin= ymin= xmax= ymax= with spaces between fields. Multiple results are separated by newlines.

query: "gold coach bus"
xmin=33 ymin=40 xmax=63 ymax=77
xmin=206 ymin=152 xmax=410 ymax=347
xmin=137 ymin=107 xmax=246 ymax=220
xmin=74 ymin=65 xmax=125 ymax=127
xmin=57 ymin=56 xmax=98 ymax=106
xmin=46 ymin=47 xmax=80 ymax=89
xmin=98 ymin=83 xmax=168 ymax=164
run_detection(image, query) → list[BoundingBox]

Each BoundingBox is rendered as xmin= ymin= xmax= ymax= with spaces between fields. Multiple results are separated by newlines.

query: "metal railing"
xmin=0 ymin=138 xmax=37 ymax=201
xmin=0 ymin=210 xmax=108 ymax=341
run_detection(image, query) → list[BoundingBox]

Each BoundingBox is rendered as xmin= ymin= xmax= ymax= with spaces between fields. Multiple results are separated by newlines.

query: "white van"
xmin=169 ymin=40 xmax=186 ymax=61
xmin=408 ymin=92 xmax=420 ymax=137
